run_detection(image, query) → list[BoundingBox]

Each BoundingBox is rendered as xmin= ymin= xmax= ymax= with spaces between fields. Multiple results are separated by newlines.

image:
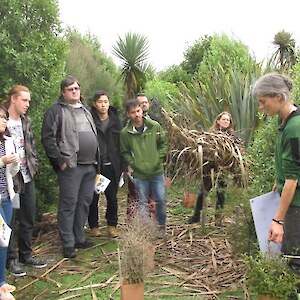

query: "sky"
xmin=58 ymin=0 xmax=300 ymax=71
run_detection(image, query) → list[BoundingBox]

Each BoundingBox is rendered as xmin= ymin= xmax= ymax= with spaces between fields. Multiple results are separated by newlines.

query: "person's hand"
xmin=2 ymin=153 xmax=19 ymax=165
xmin=272 ymin=181 xmax=277 ymax=191
xmin=59 ymin=162 xmax=68 ymax=171
xmin=268 ymin=221 xmax=284 ymax=243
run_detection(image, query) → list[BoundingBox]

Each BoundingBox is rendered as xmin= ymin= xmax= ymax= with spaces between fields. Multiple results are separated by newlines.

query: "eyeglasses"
xmin=65 ymin=87 xmax=80 ymax=92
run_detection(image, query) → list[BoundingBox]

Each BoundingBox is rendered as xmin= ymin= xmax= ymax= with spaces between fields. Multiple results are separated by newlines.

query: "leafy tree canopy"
xmin=180 ymin=35 xmax=212 ymax=75
xmin=65 ymin=29 xmax=123 ymax=109
xmin=196 ymin=34 xmax=253 ymax=81
xmin=158 ymin=65 xmax=190 ymax=85
xmin=144 ymin=77 xmax=180 ymax=110
xmin=0 ymin=0 xmax=67 ymax=104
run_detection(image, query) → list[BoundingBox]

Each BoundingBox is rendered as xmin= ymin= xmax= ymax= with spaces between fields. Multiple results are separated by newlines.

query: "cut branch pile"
xmin=160 ymin=107 xmax=248 ymax=188
xmin=151 ymin=224 xmax=245 ymax=299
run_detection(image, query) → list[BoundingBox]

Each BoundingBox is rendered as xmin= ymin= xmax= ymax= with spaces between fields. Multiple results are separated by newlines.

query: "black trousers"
xmin=282 ymin=205 xmax=300 ymax=267
xmin=193 ymin=173 xmax=227 ymax=215
xmin=7 ymin=180 xmax=36 ymax=263
xmin=88 ymin=165 xmax=118 ymax=227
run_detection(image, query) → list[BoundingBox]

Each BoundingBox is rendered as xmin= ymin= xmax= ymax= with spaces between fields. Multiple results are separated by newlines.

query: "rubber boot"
xmin=187 ymin=191 xmax=204 ymax=224
xmin=215 ymin=191 xmax=225 ymax=226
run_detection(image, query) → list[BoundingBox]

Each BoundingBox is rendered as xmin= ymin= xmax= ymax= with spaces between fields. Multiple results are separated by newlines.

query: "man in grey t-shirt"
xmin=41 ymin=76 xmax=100 ymax=259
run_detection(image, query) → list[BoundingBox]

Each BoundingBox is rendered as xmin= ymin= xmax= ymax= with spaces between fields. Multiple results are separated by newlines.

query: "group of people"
xmin=0 ymin=72 xmax=299 ymax=299
xmin=41 ymin=76 xmax=168 ymax=259
xmin=0 ymin=76 xmax=168 ymax=298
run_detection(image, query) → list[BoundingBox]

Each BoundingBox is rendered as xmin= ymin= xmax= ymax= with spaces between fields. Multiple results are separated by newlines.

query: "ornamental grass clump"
xmin=119 ymin=214 xmax=157 ymax=285
xmin=244 ymin=252 xmax=299 ymax=299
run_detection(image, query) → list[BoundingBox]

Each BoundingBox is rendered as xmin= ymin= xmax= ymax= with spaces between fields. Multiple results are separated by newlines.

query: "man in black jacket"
xmin=88 ymin=90 xmax=124 ymax=238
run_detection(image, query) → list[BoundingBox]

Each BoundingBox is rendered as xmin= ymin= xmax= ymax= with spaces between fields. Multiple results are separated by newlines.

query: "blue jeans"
xmin=134 ymin=174 xmax=166 ymax=225
xmin=0 ymin=196 xmax=13 ymax=286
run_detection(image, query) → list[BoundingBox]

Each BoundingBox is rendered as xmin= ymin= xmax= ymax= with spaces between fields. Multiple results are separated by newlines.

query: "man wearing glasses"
xmin=41 ymin=76 xmax=100 ymax=259
xmin=136 ymin=93 xmax=159 ymax=122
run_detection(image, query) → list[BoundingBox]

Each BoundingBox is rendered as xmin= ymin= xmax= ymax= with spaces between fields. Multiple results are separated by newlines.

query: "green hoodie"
xmin=120 ymin=117 xmax=167 ymax=179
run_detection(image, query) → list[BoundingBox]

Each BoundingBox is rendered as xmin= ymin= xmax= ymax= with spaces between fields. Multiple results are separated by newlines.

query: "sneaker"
xmin=63 ymin=247 xmax=76 ymax=258
xmin=23 ymin=257 xmax=47 ymax=269
xmin=187 ymin=214 xmax=200 ymax=224
xmin=7 ymin=260 xmax=26 ymax=277
xmin=75 ymin=240 xmax=94 ymax=249
xmin=107 ymin=226 xmax=118 ymax=238
xmin=90 ymin=227 xmax=101 ymax=237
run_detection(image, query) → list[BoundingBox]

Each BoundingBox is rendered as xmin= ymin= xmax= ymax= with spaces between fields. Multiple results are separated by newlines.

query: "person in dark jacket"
xmin=3 ymin=85 xmax=47 ymax=277
xmin=41 ymin=76 xmax=100 ymax=259
xmin=88 ymin=90 xmax=124 ymax=238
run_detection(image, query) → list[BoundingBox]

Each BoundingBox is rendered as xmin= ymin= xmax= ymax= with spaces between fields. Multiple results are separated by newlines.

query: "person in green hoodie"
xmin=120 ymin=99 xmax=167 ymax=236
xmin=253 ymin=72 xmax=300 ymax=270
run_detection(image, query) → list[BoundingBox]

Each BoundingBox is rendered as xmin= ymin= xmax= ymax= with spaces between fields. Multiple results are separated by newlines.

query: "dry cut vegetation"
xmin=8 ymin=193 xmax=249 ymax=300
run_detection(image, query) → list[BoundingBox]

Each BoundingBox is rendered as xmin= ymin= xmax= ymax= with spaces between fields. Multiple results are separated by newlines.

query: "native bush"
xmin=247 ymin=117 xmax=277 ymax=195
xmin=244 ymin=253 xmax=299 ymax=299
xmin=0 ymin=0 xmax=67 ymax=217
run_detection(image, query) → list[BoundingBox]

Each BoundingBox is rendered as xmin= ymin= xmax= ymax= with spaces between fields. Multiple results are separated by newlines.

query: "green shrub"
xmin=244 ymin=252 xmax=299 ymax=299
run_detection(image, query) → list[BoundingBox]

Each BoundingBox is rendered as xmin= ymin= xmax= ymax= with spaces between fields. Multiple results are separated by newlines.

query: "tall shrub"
xmin=0 ymin=0 xmax=67 ymax=216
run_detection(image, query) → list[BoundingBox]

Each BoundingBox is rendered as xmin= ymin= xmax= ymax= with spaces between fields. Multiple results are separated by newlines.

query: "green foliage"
xmin=267 ymin=30 xmax=298 ymax=73
xmin=162 ymin=34 xmax=263 ymax=145
xmin=197 ymin=34 xmax=252 ymax=81
xmin=244 ymin=253 xmax=299 ymax=299
xmin=247 ymin=117 xmax=277 ymax=195
xmin=0 ymin=0 xmax=67 ymax=216
xmin=144 ymin=77 xmax=180 ymax=110
xmin=225 ymin=189 xmax=258 ymax=255
xmin=168 ymin=63 xmax=262 ymax=145
xmin=158 ymin=65 xmax=190 ymax=84
xmin=65 ymin=29 xmax=123 ymax=109
xmin=180 ymin=35 xmax=213 ymax=75
xmin=112 ymin=32 xmax=149 ymax=99
xmin=0 ymin=0 xmax=66 ymax=99
xmin=291 ymin=61 xmax=300 ymax=104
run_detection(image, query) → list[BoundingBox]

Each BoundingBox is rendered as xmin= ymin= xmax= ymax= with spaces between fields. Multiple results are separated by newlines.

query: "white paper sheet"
xmin=249 ymin=191 xmax=281 ymax=255
xmin=95 ymin=174 xmax=111 ymax=194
